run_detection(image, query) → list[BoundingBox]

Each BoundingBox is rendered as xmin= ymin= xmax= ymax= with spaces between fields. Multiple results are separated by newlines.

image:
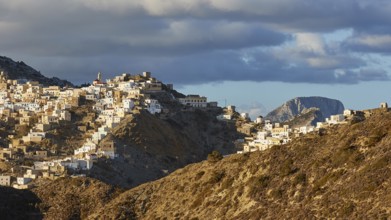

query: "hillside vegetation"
xmin=32 ymin=178 xmax=123 ymax=220
xmin=87 ymin=109 xmax=391 ymax=219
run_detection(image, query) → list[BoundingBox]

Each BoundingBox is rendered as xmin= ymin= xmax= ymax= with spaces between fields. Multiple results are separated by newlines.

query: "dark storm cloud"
xmin=0 ymin=0 xmax=390 ymax=85
xmin=149 ymin=50 xmax=388 ymax=85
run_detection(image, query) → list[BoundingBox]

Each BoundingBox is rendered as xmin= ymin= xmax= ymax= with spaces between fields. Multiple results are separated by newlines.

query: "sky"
xmin=1 ymin=0 xmax=391 ymax=118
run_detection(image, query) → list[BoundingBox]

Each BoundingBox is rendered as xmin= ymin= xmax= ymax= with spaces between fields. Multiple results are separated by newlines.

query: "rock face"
xmin=0 ymin=56 xmax=73 ymax=87
xmin=284 ymin=108 xmax=325 ymax=128
xmin=266 ymin=97 xmax=345 ymax=124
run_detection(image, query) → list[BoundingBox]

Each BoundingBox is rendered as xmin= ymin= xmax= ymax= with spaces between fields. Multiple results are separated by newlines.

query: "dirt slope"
xmin=90 ymin=109 xmax=242 ymax=188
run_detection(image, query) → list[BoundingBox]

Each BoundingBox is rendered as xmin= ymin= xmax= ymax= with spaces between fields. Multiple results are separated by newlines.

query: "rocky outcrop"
xmin=266 ymin=97 xmax=345 ymax=124
xmin=0 ymin=56 xmax=73 ymax=87
xmin=284 ymin=108 xmax=324 ymax=127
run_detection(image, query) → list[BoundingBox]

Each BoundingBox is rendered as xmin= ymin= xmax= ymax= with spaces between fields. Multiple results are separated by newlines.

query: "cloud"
xmin=272 ymin=33 xmax=365 ymax=73
xmin=357 ymin=68 xmax=389 ymax=81
xmin=0 ymin=0 xmax=390 ymax=85
xmin=0 ymin=4 xmax=287 ymax=57
xmin=345 ymin=33 xmax=391 ymax=53
xmin=237 ymin=102 xmax=268 ymax=120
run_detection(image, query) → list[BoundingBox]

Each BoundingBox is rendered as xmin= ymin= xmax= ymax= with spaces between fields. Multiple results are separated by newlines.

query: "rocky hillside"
xmin=0 ymin=56 xmax=73 ymax=86
xmin=90 ymin=108 xmax=242 ymax=188
xmin=284 ymin=108 xmax=324 ymax=128
xmin=32 ymin=178 xmax=123 ymax=220
xmin=266 ymin=97 xmax=344 ymax=124
xmin=86 ymin=109 xmax=391 ymax=219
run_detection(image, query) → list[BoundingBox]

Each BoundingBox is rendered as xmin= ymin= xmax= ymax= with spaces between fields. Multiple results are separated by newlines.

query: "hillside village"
xmin=0 ymin=71 xmax=218 ymax=189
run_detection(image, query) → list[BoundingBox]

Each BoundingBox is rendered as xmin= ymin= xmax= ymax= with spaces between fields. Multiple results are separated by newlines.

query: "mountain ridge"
xmin=0 ymin=56 xmax=73 ymax=87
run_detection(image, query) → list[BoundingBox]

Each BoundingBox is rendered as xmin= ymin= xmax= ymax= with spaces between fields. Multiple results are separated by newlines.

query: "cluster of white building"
xmin=237 ymin=109 xmax=364 ymax=154
xmin=0 ymin=70 xmax=220 ymax=189
xmin=0 ymin=71 xmax=168 ymax=188
xmin=72 ymin=72 xmax=165 ymax=161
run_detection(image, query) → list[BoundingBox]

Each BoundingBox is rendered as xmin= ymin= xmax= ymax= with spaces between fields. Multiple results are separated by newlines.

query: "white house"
xmin=0 ymin=175 xmax=11 ymax=186
xmin=264 ymin=122 xmax=273 ymax=131
xmin=60 ymin=110 xmax=71 ymax=121
xmin=216 ymin=114 xmax=232 ymax=121
xmin=24 ymin=169 xmax=39 ymax=179
xmin=327 ymin=114 xmax=345 ymax=124
xmin=316 ymin=122 xmax=328 ymax=129
xmin=122 ymin=99 xmax=135 ymax=112
xmin=17 ymin=177 xmax=32 ymax=185
xmin=255 ymin=116 xmax=264 ymax=124
xmin=85 ymin=94 xmax=96 ymax=101
xmin=241 ymin=113 xmax=249 ymax=120
xmin=118 ymin=82 xmax=135 ymax=91
xmin=178 ymin=95 xmax=207 ymax=108
xmin=344 ymin=109 xmax=354 ymax=117
xmin=92 ymin=126 xmax=109 ymax=143
xmin=299 ymin=126 xmax=315 ymax=134
xmin=34 ymin=161 xmax=50 ymax=171
xmin=74 ymin=140 xmax=97 ymax=155
xmin=145 ymin=99 xmax=161 ymax=114
xmin=77 ymin=159 xmax=93 ymax=170
xmin=102 ymin=108 xmax=115 ymax=117
xmin=256 ymin=131 xmax=270 ymax=140
xmin=42 ymin=115 xmax=58 ymax=124
xmin=22 ymin=131 xmax=46 ymax=143
xmin=60 ymin=159 xmax=79 ymax=170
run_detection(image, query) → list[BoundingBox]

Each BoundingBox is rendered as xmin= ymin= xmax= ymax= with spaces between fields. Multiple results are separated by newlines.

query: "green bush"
xmin=207 ymin=150 xmax=223 ymax=163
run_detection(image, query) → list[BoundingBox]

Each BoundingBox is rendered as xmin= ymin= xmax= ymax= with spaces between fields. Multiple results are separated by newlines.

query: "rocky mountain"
xmin=0 ymin=56 xmax=73 ymax=87
xmin=266 ymin=96 xmax=345 ymax=125
xmin=85 ymin=109 xmax=391 ymax=219
xmin=284 ymin=108 xmax=324 ymax=128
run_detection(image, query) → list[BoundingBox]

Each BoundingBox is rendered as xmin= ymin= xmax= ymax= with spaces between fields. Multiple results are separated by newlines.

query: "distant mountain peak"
xmin=0 ymin=55 xmax=73 ymax=87
xmin=266 ymin=96 xmax=345 ymax=125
